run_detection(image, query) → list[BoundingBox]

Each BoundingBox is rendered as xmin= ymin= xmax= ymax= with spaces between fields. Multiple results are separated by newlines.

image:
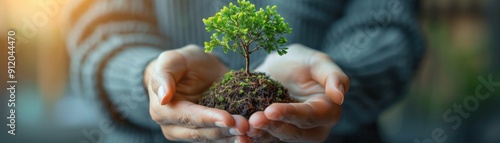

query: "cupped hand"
xmin=144 ymin=45 xmax=250 ymax=142
xmin=248 ymin=44 xmax=350 ymax=142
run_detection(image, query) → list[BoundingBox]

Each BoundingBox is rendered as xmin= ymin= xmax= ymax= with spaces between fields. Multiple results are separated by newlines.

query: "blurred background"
xmin=0 ymin=0 xmax=499 ymax=142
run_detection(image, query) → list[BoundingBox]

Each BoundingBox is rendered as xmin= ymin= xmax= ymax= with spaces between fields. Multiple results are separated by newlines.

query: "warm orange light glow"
xmin=1 ymin=0 xmax=69 ymax=107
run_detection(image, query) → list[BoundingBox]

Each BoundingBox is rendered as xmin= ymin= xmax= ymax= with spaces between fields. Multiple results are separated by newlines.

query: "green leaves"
xmin=202 ymin=0 xmax=292 ymax=56
xmin=221 ymin=70 xmax=235 ymax=84
xmin=203 ymin=0 xmax=292 ymax=74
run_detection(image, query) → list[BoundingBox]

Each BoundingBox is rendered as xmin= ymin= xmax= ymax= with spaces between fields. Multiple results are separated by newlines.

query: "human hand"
xmin=144 ymin=45 xmax=250 ymax=142
xmin=248 ymin=44 xmax=350 ymax=142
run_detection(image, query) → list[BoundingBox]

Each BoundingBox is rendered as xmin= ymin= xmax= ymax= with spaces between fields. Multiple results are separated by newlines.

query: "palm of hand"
xmin=174 ymin=65 xmax=227 ymax=103
xmin=146 ymin=46 xmax=251 ymax=143
xmin=249 ymin=44 xmax=349 ymax=142
xmin=159 ymin=46 xmax=229 ymax=103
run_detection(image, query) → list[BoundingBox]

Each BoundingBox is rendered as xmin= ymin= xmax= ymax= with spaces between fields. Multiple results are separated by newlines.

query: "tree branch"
xmin=245 ymin=30 xmax=264 ymax=53
xmin=239 ymin=46 xmax=247 ymax=57
xmin=249 ymin=46 xmax=262 ymax=53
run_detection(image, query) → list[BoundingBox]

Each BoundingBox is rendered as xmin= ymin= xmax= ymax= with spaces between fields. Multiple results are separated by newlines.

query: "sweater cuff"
xmin=102 ymin=46 xmax=162 ymax=129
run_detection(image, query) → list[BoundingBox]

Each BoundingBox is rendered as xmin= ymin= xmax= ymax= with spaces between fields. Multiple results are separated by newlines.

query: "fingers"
xmin=151 ymin=44 xmax=228 ymax=104
xmin=153 ymin=50 xmax=187 ymax=104
xmin=148 ymin=85 xmax=235 ymax=128
xmin=161 ymin=126 xmax=251 ymax=142
xmin=149 ymin=84 xmax=252 ymax=142
xmin=249 ymin=111 xmax=270 ymax=131
xmin=309 ymin=52 xmax=350 ymax=105
xmin=249 ymin=100 xmax=339 ymax=142
xmin=173 ymin=45 xmax=229 ymax=96
xmin=147 ymin=45 xmax=243 ymax=142
xmin=251 ymin=111 xmax=329 ymax=142
xmin=264 ymin=121 xmax=330 ymax=142
xmin=158 ymin=115 xmax=252 ymax=143
xmin=264 ymin=97 xmax=341 ymax=129
xmin=249 ymin=129 xmax=279 ymax=143
xmin=151 ymin=101 xmax=236 ymax=128
xmin=248 ymin=113 xmax=280 ymax=142
xmin=232 ymin=115 xmax=250 ymax=135
xmin=161 ymin=125 xmax=231 ymax=141
xmin=248 ymin=112 xmax=283 ymax=142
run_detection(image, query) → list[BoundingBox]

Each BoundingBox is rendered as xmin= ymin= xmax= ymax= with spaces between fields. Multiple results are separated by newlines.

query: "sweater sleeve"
xmin=63 ymin=0 xmax=166 ymax=130
xmin=322 ymin=0 xmax=425 ymax=134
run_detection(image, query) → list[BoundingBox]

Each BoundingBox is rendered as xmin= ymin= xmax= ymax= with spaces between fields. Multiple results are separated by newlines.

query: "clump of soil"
xmin=199 ymin=70 xmax=296 ymax=119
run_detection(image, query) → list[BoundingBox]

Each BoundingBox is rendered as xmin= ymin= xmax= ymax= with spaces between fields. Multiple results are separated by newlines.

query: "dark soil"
xmin=198 ymin=70 xmax=296 ymax=119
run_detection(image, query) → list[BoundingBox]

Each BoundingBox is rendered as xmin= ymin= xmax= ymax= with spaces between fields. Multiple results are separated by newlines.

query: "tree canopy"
xmin=203 ymin=0 xmax=292 ymax=74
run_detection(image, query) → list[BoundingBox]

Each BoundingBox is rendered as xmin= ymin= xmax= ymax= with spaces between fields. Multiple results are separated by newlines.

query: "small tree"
xmin=203 ymin=0 xmax=292 ymax=75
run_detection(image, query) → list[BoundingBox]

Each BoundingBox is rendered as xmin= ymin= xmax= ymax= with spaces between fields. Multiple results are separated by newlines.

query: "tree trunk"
xmin=245 ymin=47 xmax=250 ymax=75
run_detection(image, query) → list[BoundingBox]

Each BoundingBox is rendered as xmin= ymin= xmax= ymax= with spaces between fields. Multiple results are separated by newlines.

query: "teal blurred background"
xmin=0 ymin=0 xmax=499 ymax=142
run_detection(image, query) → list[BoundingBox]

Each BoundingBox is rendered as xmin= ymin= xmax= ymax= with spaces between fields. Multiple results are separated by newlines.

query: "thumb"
xmin=310 ymin=53 xmax=350 ymax=105
xmin=155 ymin=73 xmax=176 ymax=105
xmin=154 ymin=50 xmax=187 ymax=105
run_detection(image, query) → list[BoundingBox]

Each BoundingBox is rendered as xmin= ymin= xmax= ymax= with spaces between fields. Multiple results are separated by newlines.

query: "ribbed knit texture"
xmin=64 ymin=0 xmax=424 ymax=142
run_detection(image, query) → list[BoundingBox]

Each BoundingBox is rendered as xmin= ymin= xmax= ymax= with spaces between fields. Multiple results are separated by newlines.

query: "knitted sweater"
xmin=63 ymin=0 xmax=424 ymax=142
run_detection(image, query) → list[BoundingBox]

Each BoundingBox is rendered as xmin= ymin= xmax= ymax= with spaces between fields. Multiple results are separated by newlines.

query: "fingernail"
xmin=256 ymin=123 xmax=269 ymax=130
xmin=234 ymin=139 xmax=240 ymax=143
xmin=215 ymin=121 xmax=227 ymax=127
xmin=338 ymin=84 xmax=345 ymax=105
xmin=229 ymin=128 xmax=243 ymax=135
xmin=247 ymin=127 xmax=256 ymax=137
xmin=158 ymin=85 xmax=166 ymax=103
xmin=247 ymin=128 xmax=262 ymax=138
